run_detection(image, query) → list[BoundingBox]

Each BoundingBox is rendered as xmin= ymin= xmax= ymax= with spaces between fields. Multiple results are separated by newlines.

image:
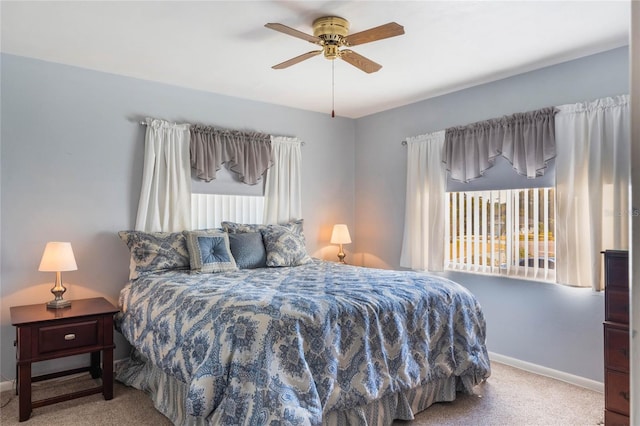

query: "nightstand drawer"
xmin=38 ymin=320 xmax=99 ymax=354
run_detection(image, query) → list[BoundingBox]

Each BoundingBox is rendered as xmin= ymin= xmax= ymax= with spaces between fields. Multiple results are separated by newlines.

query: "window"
xmin=445 ymin=188 xmax=555 ymax=282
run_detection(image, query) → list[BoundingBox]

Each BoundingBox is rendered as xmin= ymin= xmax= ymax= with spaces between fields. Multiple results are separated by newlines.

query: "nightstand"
xmin=10 ymin=297 xmax=119 ymax=422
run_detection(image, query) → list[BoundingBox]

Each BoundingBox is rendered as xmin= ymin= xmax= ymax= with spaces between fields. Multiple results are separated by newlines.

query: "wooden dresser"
xmin=603 ymin=250 xmax=630 ymax=426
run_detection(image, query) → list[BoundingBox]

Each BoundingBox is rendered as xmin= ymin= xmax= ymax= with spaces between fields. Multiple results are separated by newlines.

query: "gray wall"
xmin=353 ymin=46 xmax=630 ymax=382
xmin=0 ymin=54 xmax=355 ymax=380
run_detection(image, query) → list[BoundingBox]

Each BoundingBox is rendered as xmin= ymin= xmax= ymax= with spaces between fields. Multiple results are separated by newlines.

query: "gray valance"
xmin=190 ymin=126 xmax=272 ymax=185
xmin=443 ymin=107 xmax=557 ymax=183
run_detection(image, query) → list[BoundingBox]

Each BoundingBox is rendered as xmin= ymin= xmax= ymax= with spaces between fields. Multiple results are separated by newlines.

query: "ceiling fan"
xmin=265 ymin=16 xmax=404 ymax=73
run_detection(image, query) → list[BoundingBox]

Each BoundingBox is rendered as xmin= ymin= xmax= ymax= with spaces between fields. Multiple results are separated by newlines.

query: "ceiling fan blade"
xmin=272 ymin=50 xmax=323 ymax=69
xmin=343 ymin=22 xmax=405 ymax=46
xmin=340 ymin=50 xmax=382 ymax=73
xmin=265 ymin=23 xmax=322 ymax=44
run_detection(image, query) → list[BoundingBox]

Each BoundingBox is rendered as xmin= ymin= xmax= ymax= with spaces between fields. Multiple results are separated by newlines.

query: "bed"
xmin=115 ymin=223 xmax=490 ymax=425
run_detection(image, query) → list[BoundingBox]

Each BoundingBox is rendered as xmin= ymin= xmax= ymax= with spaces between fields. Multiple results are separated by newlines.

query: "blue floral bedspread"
xmin=116 ymin=260 xmax=490 ymax=425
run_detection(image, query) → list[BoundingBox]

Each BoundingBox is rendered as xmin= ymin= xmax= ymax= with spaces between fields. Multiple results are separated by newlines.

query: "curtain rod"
xmin=138 ymin=121 xmax=304 ymax=145
xmin=401 ymin=140 xmax=407 ymax=146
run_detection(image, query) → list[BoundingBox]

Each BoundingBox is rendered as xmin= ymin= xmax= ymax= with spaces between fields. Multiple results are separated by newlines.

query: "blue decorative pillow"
xmin=184 ymin=230 xmax=237 ymax=273
xmin=118 ymin=231 xmax=190 ymax=280
xmin=260 ymin=223 xmax=312 ymax=267
xmin=228 ymin=232 xmax=267 ymax=269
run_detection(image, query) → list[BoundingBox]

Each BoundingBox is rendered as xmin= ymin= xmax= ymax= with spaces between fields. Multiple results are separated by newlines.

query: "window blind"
xmin=191 ymin=193 xmax=264 ymax=229
xmin=445 ymin=188 xmax=556 ymax=282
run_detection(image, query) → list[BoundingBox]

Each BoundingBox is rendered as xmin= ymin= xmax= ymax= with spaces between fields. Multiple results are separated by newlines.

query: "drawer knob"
xmin=620 ymin=391 xmax=630 ymax=401
xmin=64 ymin=333 xmax=76 ymax=341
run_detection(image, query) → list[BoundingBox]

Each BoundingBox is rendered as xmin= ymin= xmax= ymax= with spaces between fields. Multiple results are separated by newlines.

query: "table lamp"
xmin=330 ymin=224 xmax=352 ymax=264
xmin=39 ymin=242 xmax=77 ymax=309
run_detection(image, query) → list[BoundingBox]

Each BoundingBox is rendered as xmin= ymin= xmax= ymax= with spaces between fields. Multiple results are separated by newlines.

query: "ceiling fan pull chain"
xmin=331 ymin=60 xmax=335 ymax=118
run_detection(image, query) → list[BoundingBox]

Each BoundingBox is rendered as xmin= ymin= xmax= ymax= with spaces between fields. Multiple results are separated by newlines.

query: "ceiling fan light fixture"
xmin=323 ymin=44 xmax=339 ymax=60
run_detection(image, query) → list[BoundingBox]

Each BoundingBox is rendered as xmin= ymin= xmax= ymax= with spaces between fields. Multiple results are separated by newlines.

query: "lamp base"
xmin=47 ymin=298 xmax=71 ymax=309
xmin=47 ymin=271 xmax=71 ymax=309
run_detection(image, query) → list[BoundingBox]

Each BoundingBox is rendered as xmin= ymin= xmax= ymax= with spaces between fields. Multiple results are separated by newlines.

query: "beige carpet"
xmin=0 ymin=362 xmax=603 ymax=425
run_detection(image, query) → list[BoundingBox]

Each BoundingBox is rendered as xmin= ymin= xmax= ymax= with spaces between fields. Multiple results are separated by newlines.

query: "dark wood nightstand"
xmin=10 ymin=297 xmax=119 ymax=422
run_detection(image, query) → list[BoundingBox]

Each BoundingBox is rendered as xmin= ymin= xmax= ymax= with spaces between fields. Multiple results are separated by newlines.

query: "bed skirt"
xmin=116 ymin=350 xmax=483 ymax=425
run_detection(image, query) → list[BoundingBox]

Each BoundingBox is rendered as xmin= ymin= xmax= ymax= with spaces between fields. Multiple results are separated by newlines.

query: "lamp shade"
xmin=330 ymin=224 xmax=352 ymax=245
xmin=38 ymin=242 xmax=78 ymax=272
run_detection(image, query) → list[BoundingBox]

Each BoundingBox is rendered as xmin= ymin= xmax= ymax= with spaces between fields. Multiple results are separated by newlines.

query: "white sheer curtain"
xmin=263 ymin=136 xmax=302 ymax=224
xmin=555 ymin=95 xmax=630 ymax=290
xmin=135 ymin=118 xmax=192 ymax=232
xmin=400 ymin=131 xmax=447 ymax=271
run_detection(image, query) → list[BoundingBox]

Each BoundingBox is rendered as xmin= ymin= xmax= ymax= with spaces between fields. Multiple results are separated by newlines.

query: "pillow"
xmin=222 ymin=219 xmax=304 ymax=234
xmin=228 ymin=232 xmax=267 ymax=269
xmin=118 ymin=231 xmax=190 ymax=280
xmin=260 ymin=223 xmax=312 ymax=267
xmin=221 ymin=221 xmax=268 ymax=234
xmin=184 ymin=230 xmax=238 ymax=273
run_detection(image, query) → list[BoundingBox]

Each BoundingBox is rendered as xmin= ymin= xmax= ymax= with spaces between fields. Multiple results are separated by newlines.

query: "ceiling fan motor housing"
xmin=313 ymin=16 xmax=349 ymax=59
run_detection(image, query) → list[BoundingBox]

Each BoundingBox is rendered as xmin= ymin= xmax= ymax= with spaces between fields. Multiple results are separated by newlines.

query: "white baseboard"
xmin=0 ymin=358 xmax=128 ymax=394
xmin=1 ymin=355 xmax=604 ymax=395
xmin=0 ymin=379 xmax=14 ymax=393
xmin=489 ymin=351 xmax=604 ymax=393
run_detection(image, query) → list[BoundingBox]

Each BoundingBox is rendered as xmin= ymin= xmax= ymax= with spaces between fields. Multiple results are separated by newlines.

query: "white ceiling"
xmin=1 ymin=1 xmax=630 ymax=118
